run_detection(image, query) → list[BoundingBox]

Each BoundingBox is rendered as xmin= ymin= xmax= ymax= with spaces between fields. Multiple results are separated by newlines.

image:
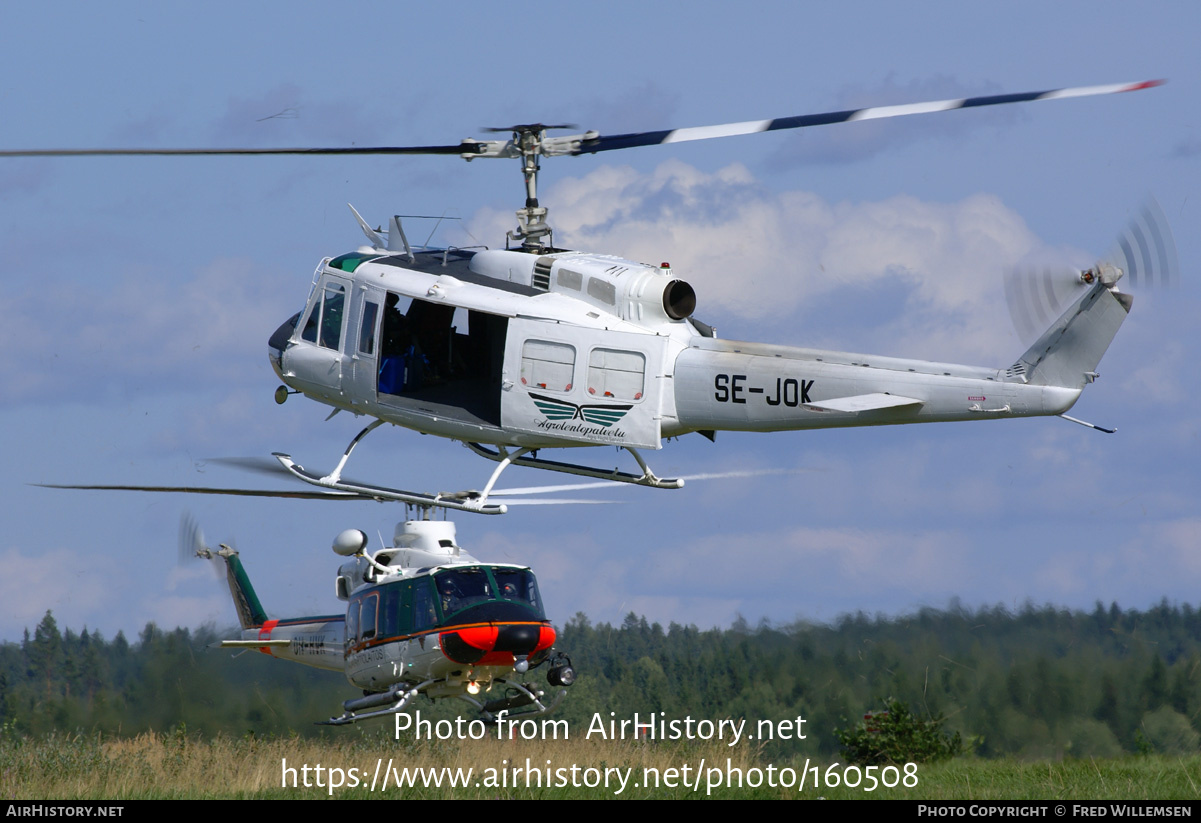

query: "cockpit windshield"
xmin=492 ymin=567 xmax=541 ymax=612
xmin=429 ymin=565 xmax=545 ymax=621
xmin=434 ymin=567 xmax=492 ymax=616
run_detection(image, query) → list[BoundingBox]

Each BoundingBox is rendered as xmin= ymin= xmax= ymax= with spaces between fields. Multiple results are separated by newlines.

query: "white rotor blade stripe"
xmin=663 ymin=120 xmax=773 ymax=144
xmin=848 ymin=99 xmax=964 ymax=121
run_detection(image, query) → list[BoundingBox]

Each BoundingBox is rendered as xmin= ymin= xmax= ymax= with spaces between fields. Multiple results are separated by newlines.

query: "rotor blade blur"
xmin=1106 ymin=198 xmax=1178 ymax=289
xmin=36 ymin=482 xmax=362 ymax=500
xmin=489 ymin=498 xmax=616 ymax=506
xmin=1004 ymin=197 xmax=1179 ymax=345
xmin=482 ymin=123 xmax=577 ymax=133
xmin=179 ymin=513 xmax=207 ymax=564
xmin=204 ymin=456 xmax=294 ymax=478
xmin=576 ymin=80 xmax=1164 ymax=154
xmin=180 ymin=512 xmax=224 ymax=581
xmin=493 ymin=467 xmax=808 ymax=496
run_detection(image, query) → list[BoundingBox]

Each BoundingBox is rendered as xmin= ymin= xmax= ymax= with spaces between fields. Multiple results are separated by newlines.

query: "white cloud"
xmin=1033 ymin=519 xmax=1201 ymax=605
xmin=474 ymin=160 xmax=1050 ymax=364
xmin=5 ymin=257 xmax=293 ymax=405
xmin=475 ymin=521 xmax=971 ymax=629
xmin=0 ymin=547 xmax=113 ymax=637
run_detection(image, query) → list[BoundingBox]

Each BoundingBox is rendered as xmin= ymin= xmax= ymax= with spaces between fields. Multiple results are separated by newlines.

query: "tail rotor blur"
xmin=1005 ymin=199 xmax=1177 ymax=344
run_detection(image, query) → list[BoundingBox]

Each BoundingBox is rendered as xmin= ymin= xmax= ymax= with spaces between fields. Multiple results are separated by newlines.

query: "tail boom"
xmin=667 ymin=282 xmax=1130 ymax=435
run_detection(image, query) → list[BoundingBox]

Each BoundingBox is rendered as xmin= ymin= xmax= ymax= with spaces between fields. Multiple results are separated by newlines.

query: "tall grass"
xmin=3 ymin=729 xmax=1199 ymax=799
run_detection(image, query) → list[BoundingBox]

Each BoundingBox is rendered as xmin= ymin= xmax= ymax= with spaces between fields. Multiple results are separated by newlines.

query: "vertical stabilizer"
xmin=219 ymin=549 xmax=269 ymax=630
xmin=1017 ymin=282 xmax=1133 ymax=389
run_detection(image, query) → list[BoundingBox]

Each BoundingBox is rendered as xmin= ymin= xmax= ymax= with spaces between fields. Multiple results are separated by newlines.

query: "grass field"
xmin=3 ymin=730 xmax=1199 ymax=799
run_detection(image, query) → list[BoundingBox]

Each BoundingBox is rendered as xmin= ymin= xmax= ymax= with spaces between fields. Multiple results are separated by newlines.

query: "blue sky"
xmin=1 ymin=2 xmax=1198 ymax=640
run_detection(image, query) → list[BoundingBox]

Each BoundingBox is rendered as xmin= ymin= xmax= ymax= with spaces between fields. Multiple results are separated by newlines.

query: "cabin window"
xmin=358 ymin=300 xmax=379 ymax=355
xmin=587 ymin=348 xmax=645 ymax=401
xmin=520 ymin=340 xmax=575 ymax=393
xmin=412 ymin=578 xmax=438 ymax=632
xmin=586 ymin=277 xmax=616 ymax=305
xmin=492 ymin=567 xmax=542 ymax=612
xmin=346 ymin=598 xmax=359 ymax=643
xmin=359 ymin=593 xmax=378 ymax=641
xmin=557 ymin=268 xmax=582 ymax=291
xmin=378 ymin=582 xmax=404 ymax=638
xmin=301 ymin=280 xmax=347 ymax=350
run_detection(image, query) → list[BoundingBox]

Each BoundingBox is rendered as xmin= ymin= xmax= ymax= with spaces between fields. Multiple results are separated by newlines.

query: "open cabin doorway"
xmin=374 ymin=291 xmax=507 ymax=427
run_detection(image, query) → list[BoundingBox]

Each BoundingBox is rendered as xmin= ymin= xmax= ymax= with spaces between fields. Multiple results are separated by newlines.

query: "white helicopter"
xmin=8 ymin=80 xmax=1175 ymax=514
xmin=184 ymin=512 xmax=575 ymax=726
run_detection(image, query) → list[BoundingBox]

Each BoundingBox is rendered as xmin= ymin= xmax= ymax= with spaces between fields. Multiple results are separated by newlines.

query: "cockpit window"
xmin=492 ymin=567 xmax=541 ymax=612
xmin=301 ymin=279 xmax=347 ymax=350
xmin=434 ymin=568 xmax=492 ymax=617
xmin=319 ymin=283 xmax=346 ymax=349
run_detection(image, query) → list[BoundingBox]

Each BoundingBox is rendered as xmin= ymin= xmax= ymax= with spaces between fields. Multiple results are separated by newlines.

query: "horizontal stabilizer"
xmin=221 ymin=639 xmax=291 ymax=648
xmin=803 ymin=393 xmax=923 ymax=413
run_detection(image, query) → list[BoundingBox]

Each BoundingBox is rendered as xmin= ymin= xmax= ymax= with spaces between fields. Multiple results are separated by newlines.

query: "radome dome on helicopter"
xmin=8 ymin=80 xmax=1175 ymax=514
xmin=186 ymin=514 xmax=574 ymax=726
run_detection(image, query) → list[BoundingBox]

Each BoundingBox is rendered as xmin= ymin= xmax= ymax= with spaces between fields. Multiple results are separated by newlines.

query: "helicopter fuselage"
xmin=269 ymin=243 xmax=1128 ymax=457
xmin=218 ymin=520 xmax=567 ymax=723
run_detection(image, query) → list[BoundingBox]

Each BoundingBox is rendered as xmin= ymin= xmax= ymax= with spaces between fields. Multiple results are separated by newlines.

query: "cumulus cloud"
xmin=474 ymin=159 xmax=1051 ymax=363
xmin=4 ymin=257 xmax=292 ymax=405
xmin=0 ymin=547 xmax=113 ymax=638
xmin=1034 ymin=518 xmax=1201 ymax=605
xmin=477 ymin=521 xmax=971 ymax=628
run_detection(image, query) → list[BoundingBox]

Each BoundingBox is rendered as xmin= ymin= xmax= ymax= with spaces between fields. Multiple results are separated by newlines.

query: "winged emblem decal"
xmin=529 ymin=392 xmax=632 ymax=428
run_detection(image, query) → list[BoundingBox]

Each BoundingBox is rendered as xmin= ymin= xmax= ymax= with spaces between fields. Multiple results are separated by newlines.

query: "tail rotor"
xmin=1005 ymin=199 xmax=1178 ymax=343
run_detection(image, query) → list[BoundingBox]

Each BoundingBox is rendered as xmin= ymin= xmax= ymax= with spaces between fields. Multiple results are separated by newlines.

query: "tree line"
xmin=2 ymin=599 xmax=1200 ymax=758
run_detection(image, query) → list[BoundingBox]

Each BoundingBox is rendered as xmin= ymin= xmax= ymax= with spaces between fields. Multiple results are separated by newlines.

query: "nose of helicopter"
xmin=440 ymin=624 xmax=556 ymax=666
xmin=267 ymin=311 xmax=301 ymax=379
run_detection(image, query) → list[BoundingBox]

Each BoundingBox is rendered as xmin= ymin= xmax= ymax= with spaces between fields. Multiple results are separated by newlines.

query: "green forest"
xmin=3 ymin=600 xmax=1200 ymax=761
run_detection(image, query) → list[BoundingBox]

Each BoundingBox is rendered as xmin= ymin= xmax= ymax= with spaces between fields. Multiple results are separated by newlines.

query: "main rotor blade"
xmin=0 ymin=143 xmax=485 ymax=158
xmin=35 ymin=482 xmax=363 ymax=500
xmin=2 ymin=81 xmax=1161 ymax=162
xmin=575 ymin=80 xmax=1164 ymax=155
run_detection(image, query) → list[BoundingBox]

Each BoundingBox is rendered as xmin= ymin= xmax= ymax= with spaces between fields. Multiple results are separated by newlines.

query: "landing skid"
xmin=273 ymin=453 xmax=508 ymax=515
xmin=466 ymin=681 xmax=566 ymax=723
xmin=320 ymin=679 xmax=435 ymax=726
xmin=277 ymin=420 xmax=681 ymax=515
xmin=319 ymin=678 xmax=563 ymax=726
xmin=464 ymin=443 xmax=684 ymax=490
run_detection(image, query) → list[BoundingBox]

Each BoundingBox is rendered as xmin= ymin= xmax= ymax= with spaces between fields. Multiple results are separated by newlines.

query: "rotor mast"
xmin=467 ymin=123 xmax=597 ymax=253
xmin=511 ymin=126 xmax=550 ymax=252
